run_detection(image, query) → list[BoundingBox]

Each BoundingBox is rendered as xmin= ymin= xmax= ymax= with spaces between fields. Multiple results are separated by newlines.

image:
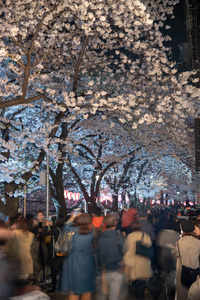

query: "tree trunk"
xmin=112 ymin=194 xmax=118 ymax=212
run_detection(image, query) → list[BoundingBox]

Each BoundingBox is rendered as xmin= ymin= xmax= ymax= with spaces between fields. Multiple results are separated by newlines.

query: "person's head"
xmin=92 ymin=206 xmax=102 ymax=217
xmin=37 ymin=211 xmax=44 ymax=222
xmin=9 ymin=217 xmax=18 ymax=230
xmin=131 ymin=220 xmax=142 ymax=232
xmin=15 ymin=213 xmax=24 ymax=221
xmin=181 ymin=220 xmax=195 ymax=236
xmin=27 ymin=217 xmax=38 ymax=234
xmin=17 ymin=218 xmax=29 ymax=234
xmin=75 ymin=213 xmax=92 ymax=234
xmin=159 ymin=210 xmax=168 ymax=221
xmin=55 ymin=216 xmax=66 ymax=229
xmin=104 ymin=214 xmax=117 ymax=230
xmin=138 ymin=209 xmax=147 ymax=219
xmin=129 ymin=202 xmax=137 ymax=209
xmin=196 ymin=210 xmax=200 ymax=220
xmin=195 ymin=220 xmax=200 ymax=237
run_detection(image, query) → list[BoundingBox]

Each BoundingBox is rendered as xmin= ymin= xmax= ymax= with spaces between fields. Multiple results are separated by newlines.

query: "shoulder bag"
xmin=136 ymin=232 xmax=153 ymax=259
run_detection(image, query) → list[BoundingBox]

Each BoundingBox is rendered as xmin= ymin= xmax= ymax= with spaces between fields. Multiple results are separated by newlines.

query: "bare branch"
xmin=73 ymin=36 xmax=89 ymax=93
xmin=0 ymin=93 xmax=53 ymax=109
xmin=10 ymin=36 xmax=28 ymax=55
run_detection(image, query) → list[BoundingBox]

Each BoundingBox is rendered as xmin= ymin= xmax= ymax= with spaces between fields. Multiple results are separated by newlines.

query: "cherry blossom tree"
xmin=0 ymin=0 xmax=200 ymax=215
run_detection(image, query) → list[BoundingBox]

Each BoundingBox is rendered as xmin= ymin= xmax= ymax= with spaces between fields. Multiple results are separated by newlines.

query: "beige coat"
xmin=14 ymin=229 xmax=34 ymax=276
xmin=172 ymin=235 xmax=200 ymax=300
xmin=123 ymin=231 xmax=152 ymax=281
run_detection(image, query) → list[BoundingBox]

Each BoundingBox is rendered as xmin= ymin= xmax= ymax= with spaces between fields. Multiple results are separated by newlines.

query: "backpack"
xmin=54 ymin=228 xmax=74 ymax=256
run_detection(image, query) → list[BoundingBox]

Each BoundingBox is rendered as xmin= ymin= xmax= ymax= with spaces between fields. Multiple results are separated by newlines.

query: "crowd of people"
xmin=1 ymin=204 xmax=200 ymax=300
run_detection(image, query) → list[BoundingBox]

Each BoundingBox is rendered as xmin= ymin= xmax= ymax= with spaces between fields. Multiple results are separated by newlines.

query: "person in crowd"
xmin=26 ymin=215 xmax=41 ymax=284
xmin=155 ymin=210 xmax=168 ymax=235
xmin=15 ymin=213 xmax=24 ymax=221
xmin=43 ymin=216 xmax=66 ymax=292
xmin=172 ymin=220 xmax=200 ymax=300
xmin=196 ymin=210 xmax=200 ymax=220
xmin=121 ymin=202 xmax=138 ymax=235
xmin=91 ymin=206 xmax=105 ymax=231
xmin=194 ymin=219 xmax=200 ymax=239
xmin=0 ymin=219 xmax=15 ymax=299
xmin=36 ymin=210 xmax=48 ymax=283
xmin=156 ymin=221 xmax=180 ymax=299
xmin=96 ymin=213 xmax=127 ymax=300
xmin=139 ymin=210 xmax=155 ymax=242
xmin=166 ymin=213 xmax=180 ymax=232
xmin=58 ymin=212 xmax=95 ymax=300
xmin=14 ymin=218 xmax=35 ymax=281
xmin=123 ymin=220 xmax=152 ymax=300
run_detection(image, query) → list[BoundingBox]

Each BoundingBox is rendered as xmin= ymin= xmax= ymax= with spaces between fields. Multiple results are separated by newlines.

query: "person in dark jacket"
xmin=96 ymin=214 xmax=127 ymax=300
xmin=43 ymin=216 xmax=65 ymax=292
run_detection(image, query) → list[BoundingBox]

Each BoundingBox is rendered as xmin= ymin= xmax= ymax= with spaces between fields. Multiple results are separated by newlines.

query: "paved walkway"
xmin=40 ymin=283 xmax=156 ymax=300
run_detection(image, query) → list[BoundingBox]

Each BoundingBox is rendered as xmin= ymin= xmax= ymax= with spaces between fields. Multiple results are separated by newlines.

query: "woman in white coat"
xmin=123 ymin=220 xmax=152 ymax=300
xmin=172 ymin=220 xmax=200 ymax=300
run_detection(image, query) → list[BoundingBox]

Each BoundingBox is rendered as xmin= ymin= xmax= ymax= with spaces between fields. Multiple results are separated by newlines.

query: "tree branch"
xmin=10 ymin=36 xmax=28 ymax=55
xmin=73 ymin=36 xmax=89 ymax=93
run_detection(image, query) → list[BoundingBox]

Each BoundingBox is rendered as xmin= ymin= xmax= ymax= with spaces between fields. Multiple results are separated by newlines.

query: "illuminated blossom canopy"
xmin=0 ymin=0 xmax=199 ymax=211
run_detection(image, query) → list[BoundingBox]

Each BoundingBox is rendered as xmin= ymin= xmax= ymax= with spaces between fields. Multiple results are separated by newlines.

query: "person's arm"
xmin=62 ymin=213 xmax=80 ymax=231
xmin=0 ymin=228 xmax=14 ymax=239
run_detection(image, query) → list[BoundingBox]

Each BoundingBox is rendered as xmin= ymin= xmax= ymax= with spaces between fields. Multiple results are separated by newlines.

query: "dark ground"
xmin=40 ymin=282 xmax=156 ymax=300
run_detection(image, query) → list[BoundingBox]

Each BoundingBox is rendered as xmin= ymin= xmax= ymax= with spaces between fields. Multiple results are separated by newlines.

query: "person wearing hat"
xmin=172 ymin=220 xmax=200 ymax=300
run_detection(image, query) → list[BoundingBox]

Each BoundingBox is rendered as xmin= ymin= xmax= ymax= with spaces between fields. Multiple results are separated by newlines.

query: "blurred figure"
xmin=96 ymin=214 xmax=127 ymax=300
xmin=166 ymin=214 xmax=180 ymax=232
xmin=172 ymin=220 xmax=200 ymax=300
xmin=139 ymin=210 xmax=155 ymax=243
xmin=194 ymin=220 xmax=200 ymax=239
xmin=121 ymin=203 xmax=137 ymax=235
xmin=43 ymin=216 xmax=65 ymax=292
xmin=91 ymin=206 xmax=105 ymax=231
xmin=124 ymin=220 xmax=152 ymax=300
xmin=58 ymin=213 xmax=95 ymax=300
xmin=36 ymin=210 xmax=48 ymax=282
xmin=14 ymin=218 xmax=34 ymax=281
xmin=156 ymin=225 xmax=180 ymax=299
xmin=0 ymin=219 xmax=15 ymax=299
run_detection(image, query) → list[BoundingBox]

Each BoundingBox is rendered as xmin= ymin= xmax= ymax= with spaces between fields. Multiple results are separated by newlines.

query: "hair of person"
xmin=55 ymin=216 xmax=66 ymax=229
xmin=9 ymin=217 xmax=18 ymax=227
xmin=129 ymin=201 xmax=136 ymax=209
xmin=103 ymin=214 xmax=117 ymax=229
xmin=75 ymin=213 xmax=92 ymax=234
xmin=131 ymin=220 xmax=142 ymax=232
xmin=138 ymin=209 xmax=147 ymax=218
xmin=15 ymin=213 xmax=24 ymax=220
xmin=182 ymin=232 xmax=195 ymax=237
xmin=92 ymin=206 xmax=102 ymax=217
xmin=26 ymin=213 xmax=34 ymax=220
xmin=195 ymin=220 xmax=200 ymax=228
xmin=17 ymin=218 xmax=29 ymax=234
xmin=37 ymin=210 xmax=44 ymax=215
